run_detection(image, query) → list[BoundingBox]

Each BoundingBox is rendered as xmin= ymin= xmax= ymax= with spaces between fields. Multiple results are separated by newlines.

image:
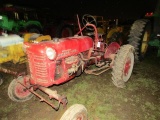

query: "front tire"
xmin=60 ymin=104 xmax=88 ymax=120
xmin=111 ymin=45 xmax=134 ymax=88
xmin=128 ymin=19 xmax=151 ymax=61
xmin=8 ymin=76 xmax=33 ymax=102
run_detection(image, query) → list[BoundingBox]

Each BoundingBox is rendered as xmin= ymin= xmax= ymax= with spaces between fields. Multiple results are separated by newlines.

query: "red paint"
xmin=25 ymin=36 xmax=93 ymax=87
xmin=124 ymin=57 xmax=131 ymax=76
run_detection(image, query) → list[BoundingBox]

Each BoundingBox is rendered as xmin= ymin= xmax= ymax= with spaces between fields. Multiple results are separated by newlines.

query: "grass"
xmin=62 ymin=56 xmax=160 ymax=120
xmin=0 ymin=52 xmax=160 ymax=120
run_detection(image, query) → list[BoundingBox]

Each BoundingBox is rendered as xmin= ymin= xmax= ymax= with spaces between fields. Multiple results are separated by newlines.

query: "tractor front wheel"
xmin=111 ymin=44 xmax=134 ymax=88
xmin=60 ymin=104 xmax=88 ymax=120
xmin=8 ymin=76 xmax=33 ymax=102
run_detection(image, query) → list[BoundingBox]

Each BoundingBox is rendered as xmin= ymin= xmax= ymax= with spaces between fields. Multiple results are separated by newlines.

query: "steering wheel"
xmin=82 ymin=14 xmax=97 ymax=31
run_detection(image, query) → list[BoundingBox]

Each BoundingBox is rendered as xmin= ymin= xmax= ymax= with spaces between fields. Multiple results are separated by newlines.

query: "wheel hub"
xmin=15 ymin=81 xmax=31 ymax=98
xmin=124 ymin=58 xmax=131 ymax=76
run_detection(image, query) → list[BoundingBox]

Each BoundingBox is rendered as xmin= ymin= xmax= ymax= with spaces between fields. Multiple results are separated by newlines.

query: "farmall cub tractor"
xmin=8 ymin=15 xmax=135 ymax=119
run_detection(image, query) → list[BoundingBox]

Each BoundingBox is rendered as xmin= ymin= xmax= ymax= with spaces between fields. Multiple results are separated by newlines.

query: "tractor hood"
xmin=24 ymin=36 xmax=93 ymax=60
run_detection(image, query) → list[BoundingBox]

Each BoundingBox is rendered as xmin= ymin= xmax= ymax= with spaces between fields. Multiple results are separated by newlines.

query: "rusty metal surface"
xmin=85 ymin=64 xmax=110 ymax=75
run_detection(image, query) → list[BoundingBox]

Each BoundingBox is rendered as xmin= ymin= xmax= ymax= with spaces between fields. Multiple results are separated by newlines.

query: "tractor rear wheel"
xmin=60 ymin=104 xmax=88 ymax=120
xmin=111 ymin=44 xmax=134 ymax=88
xmin=128 ymin=19 xmax=151 ymax=61
xmin=56 ymin=23 xmax=74 ymax=38
xmin=8 ymin=76 xmax=33 ymax=102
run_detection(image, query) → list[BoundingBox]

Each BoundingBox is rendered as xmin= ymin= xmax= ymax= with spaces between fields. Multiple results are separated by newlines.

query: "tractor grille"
xmin=27 ymin=51 xmax=48 ymax=84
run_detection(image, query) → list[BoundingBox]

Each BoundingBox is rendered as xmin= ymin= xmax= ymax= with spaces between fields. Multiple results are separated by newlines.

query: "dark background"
xmin=0 ymin=0 xmax=158 ymax=19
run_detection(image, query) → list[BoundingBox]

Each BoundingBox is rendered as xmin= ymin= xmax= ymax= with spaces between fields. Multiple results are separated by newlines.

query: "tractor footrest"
xmin=84 ymin=65 xmax=110 ymax=75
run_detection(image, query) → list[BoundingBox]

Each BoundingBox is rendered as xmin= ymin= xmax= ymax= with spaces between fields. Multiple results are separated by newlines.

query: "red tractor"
xmin=8 ymin=15 xmax=135 ymax=119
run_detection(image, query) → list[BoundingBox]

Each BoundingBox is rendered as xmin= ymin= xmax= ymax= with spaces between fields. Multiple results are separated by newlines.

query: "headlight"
xmin=46 ymin=48 xmax=56 ymax=60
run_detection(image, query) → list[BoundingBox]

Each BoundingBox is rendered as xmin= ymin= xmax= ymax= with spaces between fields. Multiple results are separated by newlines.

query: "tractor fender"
xmin=104 ymin=42 xmax=120 ymax=58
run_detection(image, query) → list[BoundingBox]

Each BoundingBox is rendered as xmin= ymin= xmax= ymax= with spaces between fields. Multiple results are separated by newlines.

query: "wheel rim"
xmin=61 ymin=28 xmax=71 ymax=37
xmin=14 ymin=78 xmax=31 ymax=99
xmin=123 ymin=52 xmax=134 ymax=82
xmin=141 ymin=31 xmax=150 ymax=55
xmin=74 ymin=113 xmax=85 ymax=120
xmin=60 ymin=104 xmax=87 ymax=120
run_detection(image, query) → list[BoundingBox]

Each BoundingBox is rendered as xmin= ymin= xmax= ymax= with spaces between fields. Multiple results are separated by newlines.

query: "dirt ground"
xmin=0 ymin=49 xmax=160 ymax=120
